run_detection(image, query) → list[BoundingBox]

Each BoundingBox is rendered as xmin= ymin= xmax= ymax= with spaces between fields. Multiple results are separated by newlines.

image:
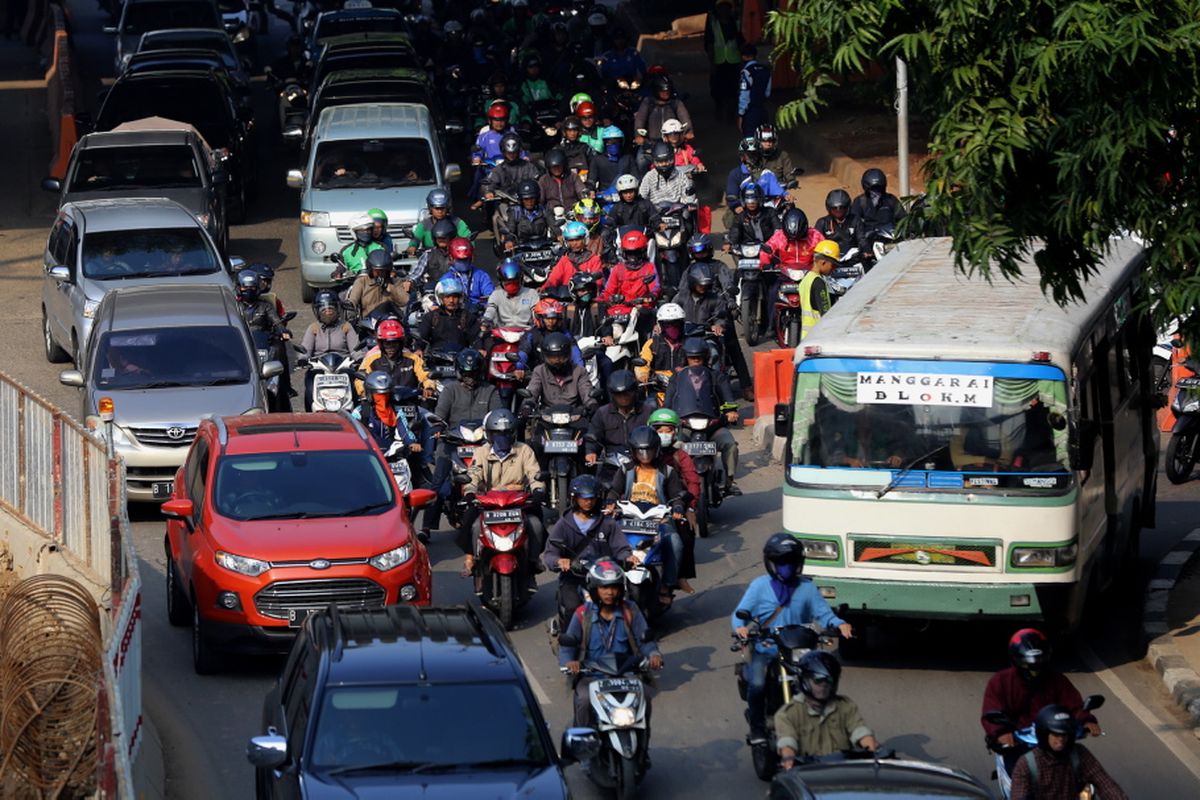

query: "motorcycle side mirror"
xmin=735 ymin=609 xmax=753 ymax=622
xmin=774 ymin=402 xmax=789 ymax=438
xmin=353 ymin=371 xmax=369 ymax=381
xmin=407 ymin=488 xmax=436 ymax=509
xmin=452 ymin=473 xmax=471 ymax=485
xmin=505 ymin=352 xmax=521 ymax=362
xmin=295 ymin=357 xmax=309 ymax=367
xmin=1082 ymin=694 xmax=1106 ymax=712
xmin=281 ymin=311 xmax=297 ymax=323
xmin=535 ymin=470 xmax=549 ymax=481
xmin=983 ymin=710 xmax=1012 ymax=727
xmin=642 ymin=274 xmax=656 ymax=284
xmin=291 ymin=344 xmax=308 ymax=355
xmin=630 ymin=357 xmax=647 ymax=368
xmin=559 ymin=632 xmax=580 ymax=649
xmin=516 ymin=388 xmax=532 ymax=398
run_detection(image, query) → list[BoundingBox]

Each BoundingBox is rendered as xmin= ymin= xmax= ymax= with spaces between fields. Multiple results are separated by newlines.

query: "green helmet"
xmin=648 ymin=408 xmax=680 ymax=428
xmin=569 ymin=92 xmax=593 ymax=113
xmin=367 ymin=208 xmax=388 ymax=225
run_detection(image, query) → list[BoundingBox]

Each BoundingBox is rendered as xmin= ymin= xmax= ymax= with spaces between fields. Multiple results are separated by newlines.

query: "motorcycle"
xmin=394 ymin=385 xmax=433 ymax=488
xmin=468 ymin=489 xmax=536 ymax=629
xmin=615 ymin=499 xmax=674 ymax=621
xmin=653 ymin=202 xmax=692 ymax=297
xmin=733 ymin=242 xmax=775 ymax=347
xmin=774 ymin=262 xmax=808 ymax=348
xmin=292 ymin=344 xmax=358 ymax=413
xmin=602 ymin=303 xmax=641 ymax=373
xmin=433 ymin=416 xmax=487 ymax=529
xmin=265 ymin=67 xmax=309 ymax=145
xmin=528 ymin=98 xmax=562 ymax=152
xmin=827 ymin=246 xmax=866 ymax=302
xmin=1165 ymin=341 xmax=1200 ymax=484
xmin=252 ymin=311 xmax=295 ymax=413
xmin=513 ymin=236 xmax=560 ymax=290
xmin=731 ymin=610 xmax=838 ymax=781
xmin=983 ymin=694 xmax=1106 ymax=799
xmin=676 ymin=407 xmax=724 ymax=538
xmin=485 ymin=325 xmax=528 ymax=408
xmin=523 ymin=399 xmax=587 ymax=514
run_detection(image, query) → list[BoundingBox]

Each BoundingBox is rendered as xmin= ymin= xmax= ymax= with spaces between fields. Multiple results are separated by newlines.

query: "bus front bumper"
xmin=811 ymin=577 xmax=1073 ymax=620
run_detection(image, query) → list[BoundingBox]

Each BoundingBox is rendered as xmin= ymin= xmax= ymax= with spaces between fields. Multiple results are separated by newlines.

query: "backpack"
xmin=1021 ymin=748 xmax=1081 ymax=797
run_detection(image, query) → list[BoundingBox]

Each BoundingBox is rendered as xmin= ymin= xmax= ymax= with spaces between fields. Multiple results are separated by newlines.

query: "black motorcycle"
xmin=514 ymin=236 xmax=561 ymax=291
xmin=251 ymin=311 xmax=295 ymax=412
xmin=1166 ymin=342 xmax=1200 ymax=484
xmin=733 ymin=242 xmax=775 ymax=347
xmin=526 ymin=401 xmax=587 ymax=514
xmin=653 ymin=202 xmax=692 ymax=297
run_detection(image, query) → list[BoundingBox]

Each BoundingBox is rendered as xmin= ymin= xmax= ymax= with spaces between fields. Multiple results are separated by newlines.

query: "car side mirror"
xmin=408 ymin=488 xmax=436 ymax=509
xmin=161 ymin=497 xmax=194 ymax=521
xmin=246 ymin=734 xmax=288 ymax=769
xmin=774 ymin=402 xmax=789 ymax=438
xmin=282 ymin=126 xmax=304 ymax=141
xmin=59 ymin=369 xmax=84 ymax=388
xmin=42 ymin=177 xmax=62 ymax=193
xmin=229 ymin=256 xmax=246 ymax=273
xmin=47 ymin=265 xmax=72 ymax=283
xmin=211 ymin=169 xmax=229 ymax=185
xmin=560 ymin=728 xmax=600 ymax=766
xmin=444 ymin=163 xmax=462 ymax=183
xmin=286 ymin=169 xmax=305 ymax=189
xmin=261 ymin=360 xmax=285 ymax=379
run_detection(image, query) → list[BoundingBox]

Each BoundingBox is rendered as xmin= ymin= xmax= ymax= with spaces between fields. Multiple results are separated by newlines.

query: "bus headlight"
xmin=800 ymin=539 xmax=839 ymax=561
xmin=1011 ymin=542 xmax=1077 ymax=568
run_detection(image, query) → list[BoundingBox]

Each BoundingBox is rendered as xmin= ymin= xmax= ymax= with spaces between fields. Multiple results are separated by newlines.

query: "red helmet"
xmin=377 ymin=319 xmax=404 ymax=342
xmin=620 ymin=230 xmax=648 ymax=251
xmin=575 ymin=100 xmax=596 ymax=118
xmin=487 ymin=102 xmax=511 ymax=121
xmin=533 ymin=298 xmax=565 ymax=320
xmin=449 ymin=237 xmax=474 ymax=260
xmin=647 ymin=64 xmax=668 ymax=77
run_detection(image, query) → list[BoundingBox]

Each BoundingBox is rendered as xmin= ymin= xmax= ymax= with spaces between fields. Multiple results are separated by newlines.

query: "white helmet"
xmin=656 ymin=303 xmax=685 ymax=323
xmin=661 ymin=118 xmax=685 ymax=135
xmin=616 ymin=174 xmax=639 ymax=192
xmin=351 ymin=213 xmax=374 ymax=232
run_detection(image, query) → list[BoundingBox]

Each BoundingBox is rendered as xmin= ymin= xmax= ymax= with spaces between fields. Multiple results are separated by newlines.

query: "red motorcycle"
xmin=486 ymin=325 xmax=528 ymax=408
xmin=774 ymin=263 xmax=809 ymax=348
xmin=471 ymin=489 xmax=534 ymax=629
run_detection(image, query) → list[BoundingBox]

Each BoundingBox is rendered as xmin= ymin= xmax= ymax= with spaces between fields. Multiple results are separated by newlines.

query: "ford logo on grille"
xmin=165 ymin=426 xmax=187 ymax=440
xmin=309 ymin=559 xmax=331 ymax=570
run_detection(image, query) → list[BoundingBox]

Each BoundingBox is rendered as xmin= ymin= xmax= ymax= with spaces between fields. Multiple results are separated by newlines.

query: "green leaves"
xmin=770 ymin=0 xmax=1200 ymax=335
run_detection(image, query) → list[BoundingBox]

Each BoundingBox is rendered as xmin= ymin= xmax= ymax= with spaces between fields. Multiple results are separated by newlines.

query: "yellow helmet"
xmin=813 ymin=240 xmax=841 ymax=261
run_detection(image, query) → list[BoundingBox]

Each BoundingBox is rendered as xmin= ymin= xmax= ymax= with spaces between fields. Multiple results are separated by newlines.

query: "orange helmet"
xmin=533 ymin=298 xmax=565 ymax=321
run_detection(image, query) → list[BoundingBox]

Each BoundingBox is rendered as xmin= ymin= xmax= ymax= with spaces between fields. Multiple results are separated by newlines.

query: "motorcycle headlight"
xmin=233 ymin=25 xmax=251 ymax=43
xmin=488 ymin=531 xmax=516 ymax=552
xmin=551 ymin=412 xmax=571 ymax=425
xmin=609 ymin=706 xmax=636 ymax=728
xmin=686 ymin=417 xmax=708 ymax=431
xmin=215 ymin=550 xmax=270 ymax=577
xmin=1183 ymin=398 xmax=1200 ymax=414
xmin=544 ymin=125 xmax=559 ymax=136
xmin=83 ymin=299 xmax=100 ymax=319
xmin=369 ymin=544 xmax=413 ymax=571
xmin=300 ymin=210 xmax=330 ymax=227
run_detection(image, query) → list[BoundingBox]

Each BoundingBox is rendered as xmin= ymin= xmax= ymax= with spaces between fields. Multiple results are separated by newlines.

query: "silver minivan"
xmin=58 ymin=284 xmax=281 ymax=502
xmin=287 ymin=103 xmax=460 ymax=301
xmin=41 ymin=198 xmax=236 ymax=364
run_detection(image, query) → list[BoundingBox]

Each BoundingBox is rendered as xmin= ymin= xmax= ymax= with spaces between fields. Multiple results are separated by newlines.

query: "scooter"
xmin=774 ymin=263 xmax=808 ymax=348
xmin=485 ymin=325 xmax=528 ymax=409
xmin=468 ymin=488 xmax=535 ymax=629
xmin=1165 ymin=340 xmax=1200 ymax=485
xmin=732 ymin=242 xmax=773 ymax=347
xmin=292 ymin=344 xmax=359 ymax=413
xmin=653 ymin=202 xmax=691 ymax=297
xmin=677 ymin=408 xmax=724 ymax=537
xmin=433 ymin=417 xmax=487 ymax=529
xmin=602 ymin=303 xmax=641 ymax=373
xmin=615 ymin=499 xmax=674 ymax=621
xmin=252 ymin=311 xmax=296 ymax=413
xmin=529 ymin=401 xmax=587 ymax=514
xmin=983 ymin=694 xmax=1105 ymax=799
xmin=732 ymin=610 xmax=838 ymax=781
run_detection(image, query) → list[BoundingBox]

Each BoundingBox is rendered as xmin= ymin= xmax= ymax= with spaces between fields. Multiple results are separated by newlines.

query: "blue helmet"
xmin=426 ymin=188 xmax=451 ymax=209
xmin=687 ymin=233 xmax=712 ymax=255
xmin=497 ymin=258 xmax=522 ymax=283
xmin=434 ymin=275 xmax=465 ymax=301
xmin=562 ymin=221 xmax=588 ymax=241
xmin=600 ymin=125 xmax=624 ymax=141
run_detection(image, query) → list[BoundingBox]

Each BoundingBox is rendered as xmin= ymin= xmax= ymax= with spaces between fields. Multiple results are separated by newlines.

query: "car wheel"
xmin=43 ymin=307 xmax=69 ymax=363
xmin=70 ymin=331 xmax=80 ymax=365
xmin=192 ymin=598 xmax=221 ymax=675
xmin=166 ymin=553 xmax=192 ymax=627
xmin=301 ymin=281 xmax=315 ymax=303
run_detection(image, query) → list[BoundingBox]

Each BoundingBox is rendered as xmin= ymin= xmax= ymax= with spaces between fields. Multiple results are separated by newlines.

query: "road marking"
xmin=517 ymin=653 xmax=552 ymax=706
xmin=1078 ymin=643 xmax=1200 ymax=782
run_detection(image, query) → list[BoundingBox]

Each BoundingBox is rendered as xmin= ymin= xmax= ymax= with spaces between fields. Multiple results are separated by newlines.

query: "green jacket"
xmin=520 ymin=79 xmax=556 ymax=107
xmin=407 ymin=217 xmax=472 ymax=250
xmin=338 ymin=241 xmax=385 ymax=276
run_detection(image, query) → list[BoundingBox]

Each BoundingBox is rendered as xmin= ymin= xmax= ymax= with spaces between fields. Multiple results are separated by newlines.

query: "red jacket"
xmin=980 ymin=667 xmax=1097 ymax=742
xmin=601 ymin=260 xmax=660 ymax=303
xmin=673 ymin=143 xmax=705 ymax=170
xmin=761 ymin=227 xmax=825 ymax=270
xmin=546 ymin=251 xmax=604 ymax=288
xmin=668 ymin=447 xmax=701 ymax=509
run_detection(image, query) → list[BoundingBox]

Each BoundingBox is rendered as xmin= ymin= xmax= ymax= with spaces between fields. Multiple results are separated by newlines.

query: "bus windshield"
xmin=789 ymin=359 xmax=1071 ymax=492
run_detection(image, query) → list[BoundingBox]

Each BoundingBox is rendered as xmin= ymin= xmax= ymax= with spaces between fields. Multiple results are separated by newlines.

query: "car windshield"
xmin=213 ymin=450 xmax=395 ymax=520
xmin=82 ymin=228 xmax=218 ymax=280
xmin=311 ymin=683 xmax=547 ymax=772
xmin=217 ymin=0 xmax=246 ymax=12
xmin=123 ymin=3 xmax=221 ymax=35
xmin=312 ymin=138 xmax=435 ymax=189
xmin=93 ymin=326 xmax=250 ymax=390
xmin=318 ymin=50 xmax=420 ymax=83
xmin=789 ymin=359 xmax=1072 ymax=492
xmin=99 ymin=80 xmax=229 ymax=144
xmin=144 ymin=35 xmax=237 ymax=67
xmin=315 ymin=16 xmax=408 ymax=42
xmin=72 ymin=145 xmax=202 ymax=191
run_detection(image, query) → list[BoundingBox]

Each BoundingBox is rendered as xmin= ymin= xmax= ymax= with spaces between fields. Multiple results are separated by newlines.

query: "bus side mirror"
xmin=774 ymin=403 xmax=789 ymax=438
xmin=1071 ymin=420 xmax=1099 ymax=472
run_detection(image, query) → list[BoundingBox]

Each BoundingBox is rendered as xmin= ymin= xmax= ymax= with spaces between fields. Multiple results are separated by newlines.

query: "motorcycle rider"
xmin=525 ymin=331 xmax=596 ymax=413
xmin=1008 ymin=705 xmax=1127 ymax=800
xmin=594 ymin=126 xmax=642 ymax=190
xmin=367 ymin=208 xmax=394 ymax=255
xmin=517 ymin=299 xmax=582 ymax=376
xmin=849 ymin=168 xmax=906 ymax=246
xmin=814 ymin=188 xmax=855 ymax=251
xmin=673 ymin=263 xmax=733 ymax=343
xmin=299 ymin=288 xmax=361 ymax=409
xmin=499 ymin=179 xmax=556 ymax=254
xmin=445 ymin=237 xmax=495 ymax=308
xmin=546 ymin=221 xmax=603 ymax=289
xmin=800 ymin=240 xmax=839 ymax=341
xmin=477 ymin=132 xmax=542 ymax=213
xmin=605 ymin=426 xmax=688 ymax=607
xmin=347 ymin=250 xmax=408 ymax=320
xmin=662 ymin=119 xmax=705 ymax=172
xmin=733 ymin=534 xmax=854 ymax=742
xmin=775 ymin=651 xmax=880 ymax=764
xmin=606 ymin=174 xmax=661 ymax=232
xmin=360 ymin=318 xmax=428 ymax=394
xmin=544 ymin=476 xmax=634 ymax=632
xmin=682 ymin=235 xmax=754 ymax=400
xmin=518 ymin=53 xmax=556 ymax=108
xmin=560 ymin=559 xmax=663 ymax=728
xmin=559 ymin=116 xmax=598 ymax=178
xmin=761 ymin=208 xmax=826 ymax=325
xmin=249 ymin=263 xmax=284 ymax=318
xmin=268 ymin=34 xmax=308 ymax=83
xmin=585 ymin=369 xmax=654 ymax=470
xmin=333 ymin=214 xmax=386 ymax=278
xmin=413 ymin=219 xmax=458 ymax=285
xmin=648 ymin=408 xmax=699 ymax=594
xmin=483 ymin=258 xmax=540 ymax=329
xmin=479 ymin=73 xmax=523 ymax=131
xmin=635 ymin=303 xmax=688 ymax=386
xmin=539 ymin=148 xmax=589 ymax=213
xmin=406 ymin=189 xmax=472 ymax=256
xmin=236 ymin=269 xmax=292 ymax=408
xmin=469 ymin=101 xmax=517 ymax=200
xmin=600 ymin=230 xmax=661 ymax=306
xmin=414 ymin=276 xmax=483 ymax=356
xmin=723 ymin=183 xmax=781 ymax=253
xmin=665 ymin=338 xmax=742 ymax=496
xmin=575 ymin=100 xmax=604 ymax=153
xmin=639 ymin=141 xmax=697 ymax=207
xmin=756 ymin=124 xmax=798 ymax=183
xmin=352 ymin=371 xmax=418 ymax=466
xmin=598 ymin=27 xmax=646 ymax=82
xmin=633 ymin=73 xmax=693 ymax=144
xmin=460 ymin=408 xmax=547 ymax=583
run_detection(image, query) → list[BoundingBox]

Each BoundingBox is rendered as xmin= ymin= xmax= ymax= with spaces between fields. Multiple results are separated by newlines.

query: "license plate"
xmin=288 ymin=608 xmax=319 ymax=628
xmin=484 ymin=509 xmax=523 ymax=524
xmin=738 ymin=260 xmax=760 ymax=270
xmin=660 ymin=217 xmax=678 ymax=226
xmin=523 ymin=250 xmax=553 ymax=261
xmin=682 ymin=440 xmax=718 ymax=456
xmin=780 ymin=283 xmax=800 ymax=293
xmin=399 ymin=405 xmax=418 ymax=416
xmin=544 ymin=439 xmax=578 ymax=454
xmin=313 ymin=374 xmax=349 ymax=389
xmin=623 ymin=518 xmax=659 ymax=532
xmin=152 ymin=481 xmax=174 ymax=499
xmin=457 ymin=446 xmax=476 ymax=458
xmin=596 ymin=678 xmax=642 ymax=692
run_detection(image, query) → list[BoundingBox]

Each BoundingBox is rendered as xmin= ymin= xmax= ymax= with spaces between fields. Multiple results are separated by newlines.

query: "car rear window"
xmin=142 ymin=34 xmax=237 ymax=67
xmin=93 ymin=326 xmax=250 ymax=389
xmin=314 ymin=15 xmax=408 ymax=43
xmin=213 ymin=450 xmax=395 ymax=521
xmin=71 ymin=145 xmax=201 ymax=192
xmin=98 ymin=79 xmax=229 ymax=143
xmin=122 ymin=2 xmax=221 ymax=35
xmin=312 ymin=138 xmax=434 ymax=189
xmin=82 ymin=228 xmax=218 ymax=280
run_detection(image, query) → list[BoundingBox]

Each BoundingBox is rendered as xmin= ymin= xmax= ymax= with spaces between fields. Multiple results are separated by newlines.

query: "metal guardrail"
xmin=0 ymin=371 xmax=140 ymax=798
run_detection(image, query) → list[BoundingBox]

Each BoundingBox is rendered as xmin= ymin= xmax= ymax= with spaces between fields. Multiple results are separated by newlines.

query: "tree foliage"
xmin=768 ymin=0 xmax=1200 ymax=329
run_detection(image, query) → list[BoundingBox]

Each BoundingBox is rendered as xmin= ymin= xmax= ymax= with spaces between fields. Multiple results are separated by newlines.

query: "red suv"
xmin=161 ymin=413 xmax=435 ymax=674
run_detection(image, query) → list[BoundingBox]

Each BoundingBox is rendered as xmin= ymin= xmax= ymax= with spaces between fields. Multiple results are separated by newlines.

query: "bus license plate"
xmin=152 ymin=481 xmax=174 ymax=499
xmin=544 ymin=440 xmax=578 ymax=454
xmin=484 ymin=509 xmax=523 ymax=524
xmin=683 ymin=441 xmax=718 ymax=456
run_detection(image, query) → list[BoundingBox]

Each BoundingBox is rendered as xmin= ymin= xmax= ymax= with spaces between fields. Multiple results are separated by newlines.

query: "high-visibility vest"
xmin=710 ymin=16 xmax=740 ymax=65
xmin=799 ymin=271 xmax=828 ymax=340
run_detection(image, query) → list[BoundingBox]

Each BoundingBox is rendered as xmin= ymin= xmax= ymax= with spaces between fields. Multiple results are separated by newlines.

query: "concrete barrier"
xmin=44 ymin=3 xmax=77 ymax=178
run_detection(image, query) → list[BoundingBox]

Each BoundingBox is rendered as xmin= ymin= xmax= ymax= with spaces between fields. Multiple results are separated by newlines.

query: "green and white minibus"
xmin=776 ymin=238 xmax=1158 ymax=629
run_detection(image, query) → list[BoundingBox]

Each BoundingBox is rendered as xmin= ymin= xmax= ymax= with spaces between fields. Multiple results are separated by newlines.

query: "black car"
xmin=297 ymin=67 xmax=443 ymax=149
xmin=93 ymin=68 xmax=256 ymax=223
xmin=768 ymin=757 xmax=995 ymax=799
xmin=306 ymin=7 xmax=411 ymax=53
xmin=308 ymin=32 xmax=423 ymax=96
xmin=247 ymin=602 xmax=581 ymax=799
xmin=122 ymin=48 xmax=251 ymax=107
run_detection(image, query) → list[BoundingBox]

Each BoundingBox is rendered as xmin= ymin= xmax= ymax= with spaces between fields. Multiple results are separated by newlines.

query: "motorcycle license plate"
xmin=288 ymin=608 xmax=320 ymax=628
xmin=738 ymin=259 xmax=760 ymax=270
xmin=544 ymin=439 xmax=578 ymax=454
xmin=661 ymin=216 xmax=678 ymax=226
xmin=596 ymin=678 xmax=642 ymax=692
xmin=484 ymin=509 xmax=523 ymax=524
xmin=682 ymin=440 xmax=718 ymax=456
xmin=313 ymin=374 xmax=349 ymax=390
xmin=152 ymin=481 xmax=174 ymax=499
xmin=457 ymin=446 xmax=476 ymax=458
xmin=779 ymin=283 xmax=800 ymax=293
xmin=523 ymin=250 xmax=553 ymax=261
xmin=624 ymin=518 xmax=659 ymax=533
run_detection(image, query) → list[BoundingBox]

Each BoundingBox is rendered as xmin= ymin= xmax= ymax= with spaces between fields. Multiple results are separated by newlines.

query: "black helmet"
xmin=738 ymin=136 xmax=761 ymax=156
xmin=1034 ymin=704 xmax=1077 ymax=752
xmin=586 ymin=558 xmax=626 ymax=604
xmin=517 ymin=179 xmax=541 ymax=201
xmin=569 ymin=270 xmax=599 ymax=302
xmin=740 ymin=183 xmax=762 ymax=206
xmin=861 ymin=167 xmax=887 ymax=193
xmin=501 ymin=132 xmax=523 ymax=154
xmin=651 ymin=141 xmax=674 ymax=174
xmin=686 ymin=262 xmax=715 ymax=293
xmin=628 ymin=425 xmax=661 ymax=464
xmin=650 ymin=74 xmax=672 ymax=94
xmin=235 ymin=268 xmax=260 ymax=301
xmin=483 ymin=407 xmax=517 ymax=435
xmin=432 ymin=219 xmax=457 ymax=241
xmin=543 ymin=332 xmax=571 ymax=372
xmin=682 ymin=337 xmax=709 ymax=359
xmin=455 ymin=348 xmax=484 ymax=379
xmin=249 ymin=262 xmax=275 ymax=286
xmin=364 ymin=371 xmax=394 ymax=396
xmin=797 ymin=650 xmax=842 ymax=702
xmin=366 ymin=248 xmax=392 ymax=274
xmin=1008 ymin=628 xmax=1051 ymax=682
xmin=607 ymin=368 xmax=638 ymax=395
xmin=782 ymin=208 xmax=809 ymax=240
xmin=545 ymin=148 xmax=567 ymax=170
xmin=312 ymin=288 xmax=339 ymax=323
xmin=763 ymin=532 xmax=805 ymax=583
xmin=825 ymin=188 xmax=851 ymax=212
xmin=570 ymin=474 xmax=600 ymax=501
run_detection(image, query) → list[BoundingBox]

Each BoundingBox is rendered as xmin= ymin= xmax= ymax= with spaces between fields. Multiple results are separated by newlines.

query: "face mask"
xmin=657 ymin=432 xmax=673 ymax=447
xmin=774 ymin=563 xmax=797 ymax=583
xmin=655 ymin=164 xmax=673 ymax=176
xmin=662 ymin=322 xmax=682 ymax=341
xmin=605 ymin=143 xmax=621 ymax=160
xmin=490 ymin=432 xmax=513 ymax=456
xmin=355 ymin=231 xmax=372 ymax=245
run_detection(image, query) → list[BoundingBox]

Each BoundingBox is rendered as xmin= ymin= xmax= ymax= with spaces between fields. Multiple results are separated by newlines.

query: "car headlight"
xmin=609 ymin=706 xmax=636 ymax=727
xmin=800 ymin=539 xmax=840 ymax=561
xmin=215 ymin=550 xmax=270 ymax=577
xmin=369 ymin=544 xmax=413 ymax=571
xmin=1011 ymin=542 xmax=1077 ymax=569
xmin=300 ymin=210 xmax=330 ymax=227
xmin=83 ymin=300 xmax=100 ymax=319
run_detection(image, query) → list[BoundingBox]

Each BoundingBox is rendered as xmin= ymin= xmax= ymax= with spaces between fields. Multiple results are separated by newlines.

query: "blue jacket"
xmin=447 ymin=260 xmax=495 ymax=306
xmin=724 ymin=164 xmax=788 ymax=209
xmin=732 ymin=575 xmax=845 ymax=654
xmin=560 ymin=599 xmax=658 ymax=668
xmin=738 ymin=60 xmax=772 ymax=116
xmin=473 ymin=126 xmax=517 ymax=162
xmin=600 ymin=47 xmax=647 ymax=81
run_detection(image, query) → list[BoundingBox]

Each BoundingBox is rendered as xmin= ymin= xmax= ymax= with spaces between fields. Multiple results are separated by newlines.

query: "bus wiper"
xmin=875 ymin=446 xmax=948 ymax=499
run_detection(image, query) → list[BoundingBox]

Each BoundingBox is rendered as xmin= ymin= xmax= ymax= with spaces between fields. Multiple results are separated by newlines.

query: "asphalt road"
xmin=2 ymin=3 xmax=1200 ymax=797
